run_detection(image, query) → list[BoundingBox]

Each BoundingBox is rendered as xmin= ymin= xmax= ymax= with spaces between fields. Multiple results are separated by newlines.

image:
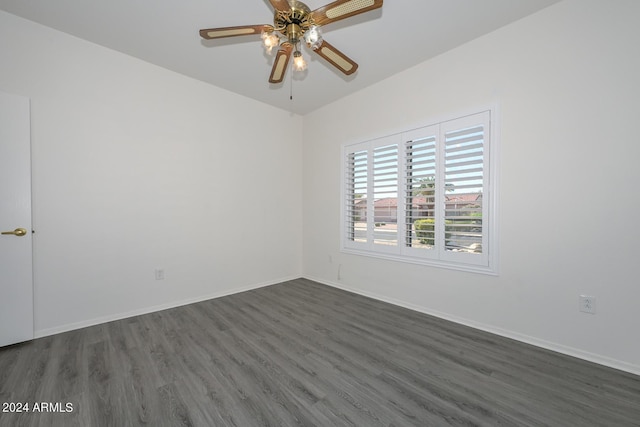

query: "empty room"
xmin=1 ymin=0 xmax=639 ymax=425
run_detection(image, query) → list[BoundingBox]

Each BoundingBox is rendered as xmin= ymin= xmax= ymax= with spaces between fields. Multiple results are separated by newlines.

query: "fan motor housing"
xmin=274 ymin=1 xmax=313 ymax=42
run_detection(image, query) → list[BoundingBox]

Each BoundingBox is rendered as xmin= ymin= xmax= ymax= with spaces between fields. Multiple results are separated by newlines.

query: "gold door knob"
xmin=1 ymin=228 xmax=28 ymax=237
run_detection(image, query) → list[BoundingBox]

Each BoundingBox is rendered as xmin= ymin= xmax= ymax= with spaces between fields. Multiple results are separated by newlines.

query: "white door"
xmin=0 ymin=91 xmax=33 ymax=347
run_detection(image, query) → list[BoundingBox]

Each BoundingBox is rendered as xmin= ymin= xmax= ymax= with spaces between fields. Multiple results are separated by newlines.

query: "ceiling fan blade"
xmin=311 ymin=0 xmax=383 ymax=26
xmin=268 ymin=0 xmax=291 ymax=12
xmin=312 ymin=40 xmax=358 ymax=75
xmin=269 ymin=43 xmax=293 ymax=84
xmin=199 ymin=25 xmax=272 ymax=40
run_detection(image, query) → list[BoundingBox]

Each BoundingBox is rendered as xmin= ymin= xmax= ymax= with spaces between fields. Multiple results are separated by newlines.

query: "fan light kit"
xmin=200 ymin=0 xmax=383 ymax=84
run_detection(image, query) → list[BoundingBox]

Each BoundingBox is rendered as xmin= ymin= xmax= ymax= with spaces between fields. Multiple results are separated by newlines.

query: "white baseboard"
xmin=304 ymin=275 xmax=640 ymax=377
xmin=34 ymin=275 xmax=299 ymax=339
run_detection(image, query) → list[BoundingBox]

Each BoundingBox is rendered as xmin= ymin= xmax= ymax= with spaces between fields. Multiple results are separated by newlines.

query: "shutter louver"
xmin=372 ymin=144 xmax=398 ymax=246
xmin=346 ymin=150 xmax=368 ymax=243
xmin=405 ymin=135 xmax=437 ymax=249
xmin=444 ymin=124 xmax=484 ymax=254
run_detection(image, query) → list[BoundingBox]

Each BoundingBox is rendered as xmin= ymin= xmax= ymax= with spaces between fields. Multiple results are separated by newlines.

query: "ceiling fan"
xmin=199 ymin=0 xmax=383 ymax=84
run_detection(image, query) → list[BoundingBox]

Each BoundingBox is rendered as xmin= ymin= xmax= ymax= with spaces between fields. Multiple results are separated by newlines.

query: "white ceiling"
xmin=0 ymin=0 xmax=560 ymax=115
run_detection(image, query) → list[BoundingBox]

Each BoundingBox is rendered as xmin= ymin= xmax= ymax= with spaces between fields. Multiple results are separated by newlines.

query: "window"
xmin=342 ymin=110 xmax=497 ymax=274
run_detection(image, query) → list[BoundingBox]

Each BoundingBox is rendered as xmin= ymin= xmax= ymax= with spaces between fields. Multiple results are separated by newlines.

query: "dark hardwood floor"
xmin=1 ymin=278 xmax=639 ymax=426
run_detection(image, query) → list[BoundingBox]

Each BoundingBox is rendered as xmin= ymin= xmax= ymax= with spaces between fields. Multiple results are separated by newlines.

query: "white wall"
xmin=302 ymin=0 xmax=640 ymax=374
xmin=0 ymin=11 xmax=303 ymax=336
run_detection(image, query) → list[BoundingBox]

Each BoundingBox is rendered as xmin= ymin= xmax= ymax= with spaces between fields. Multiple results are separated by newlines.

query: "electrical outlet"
xmin=155 ymin=269 xmax=165 ymax=280
xmin=579 ymin=295 xmax=596 ymax=314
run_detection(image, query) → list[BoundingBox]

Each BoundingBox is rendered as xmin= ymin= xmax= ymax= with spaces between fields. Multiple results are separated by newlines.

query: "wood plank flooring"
xmin=1 ymin=278 xmax=639 ymax=426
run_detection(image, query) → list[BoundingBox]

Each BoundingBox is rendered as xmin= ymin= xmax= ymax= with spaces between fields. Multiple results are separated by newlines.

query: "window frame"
xmin=340 ymin=107 xmax=499 ymax=275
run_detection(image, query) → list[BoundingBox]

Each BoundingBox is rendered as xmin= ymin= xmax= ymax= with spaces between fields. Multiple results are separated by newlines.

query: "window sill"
xmin=340 ymin=247 xmax=498 ymax=276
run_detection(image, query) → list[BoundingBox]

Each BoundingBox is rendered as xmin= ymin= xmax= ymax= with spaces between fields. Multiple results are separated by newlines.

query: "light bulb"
xmin=293 ymin=51 xmax=307 ymax=71
xmin=303 ymin=25 xmax=323 ymax=49
xmin=261 ymin=30 xmax=279 ymax=54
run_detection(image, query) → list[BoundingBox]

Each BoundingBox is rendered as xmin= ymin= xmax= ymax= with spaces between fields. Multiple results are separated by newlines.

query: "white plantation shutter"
xmin=444 ymin=126 xmax=484 ymax=251
xmin=345 ymin=149 xmax=368 ymax=245
xmin=344 ymin=136 xmax=400 ymax=251
xmin=440 ymin=112 xmax=490 ymax=266
xmin=403 ymin=125 xmax=438 ymax=254
xmin=342 ymin=109 xmax=495 ymax=273
xmin=372 ymin=143 xmax=398 ymax=247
